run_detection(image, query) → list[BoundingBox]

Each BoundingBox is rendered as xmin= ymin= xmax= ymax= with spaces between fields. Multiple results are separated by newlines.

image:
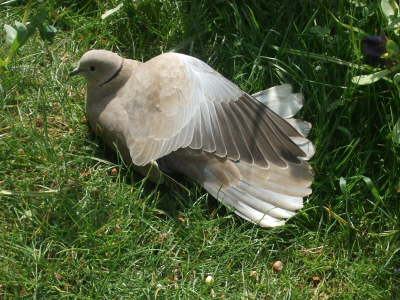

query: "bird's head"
xmin=70 ymin=50 xmax=124 ymax=86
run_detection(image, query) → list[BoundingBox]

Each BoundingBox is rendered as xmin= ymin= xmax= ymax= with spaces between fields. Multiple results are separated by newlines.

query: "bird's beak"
xmin=69 ymin=67 xmax=82 ymax=76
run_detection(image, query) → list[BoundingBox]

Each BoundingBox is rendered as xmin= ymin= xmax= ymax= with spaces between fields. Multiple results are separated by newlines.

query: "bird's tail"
xmin=202 ymin=157 xmax=313 ymax=227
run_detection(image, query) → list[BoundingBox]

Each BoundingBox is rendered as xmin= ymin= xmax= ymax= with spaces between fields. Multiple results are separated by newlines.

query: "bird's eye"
xmin=90 ymin=66 xmax=96 ymax=71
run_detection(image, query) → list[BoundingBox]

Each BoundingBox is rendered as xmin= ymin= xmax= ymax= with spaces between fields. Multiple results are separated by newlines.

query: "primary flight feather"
xmin=70 ymin=50 xmax=315 ymax=227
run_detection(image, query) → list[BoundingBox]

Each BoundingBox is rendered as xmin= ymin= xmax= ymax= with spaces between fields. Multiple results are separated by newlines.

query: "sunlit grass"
xmin=0 ymin=0 xmax=399 ymax=299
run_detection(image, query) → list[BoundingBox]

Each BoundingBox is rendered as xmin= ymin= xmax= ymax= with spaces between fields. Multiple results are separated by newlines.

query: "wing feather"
xmin=239 ymin=95 xmax=305 ymax=164
xmin=189 ymin=106 xmax=203 ymax=149
xmin=199 ymin=101 xmax=216 ymax=152
xmin=213 ymin=101 xmax=240 ymax=160
xmin=234 ymin=98 xmax=288 ymax=167
xmin=251 ymin=84 xmax=303 ymax=118
xmin=206 ymin=100 xmax=227 ymax=157
xmin=182 ymin=114 xmax=196 ymax=148
xmin=220 ymin=101 xmax=253 ymax=164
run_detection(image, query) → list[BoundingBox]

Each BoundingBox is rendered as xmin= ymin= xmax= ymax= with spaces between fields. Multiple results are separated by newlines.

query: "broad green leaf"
xmin=387 ymin=40 xmax=399 ymax=54
xmin=31 ymin=12 xmax=47 ymax=25
xmin=394 ymin=73 xmax=400 ymax=83
xmin=4 ymin=24 xmax=16 ymax=46
xmin=384 ymin=16 xmax=400 ymax=30
xmin=386 ymin=40 xmax=399 ymax=60
xmin=15 ymin=23 xmax=36 ymax=48
xmin=102 ymin=3 xmax=124 ymax=19
xmin=381 ymin=0 xmax=399 ymax=21
xmin=10 ymin=21 xmax=27 ymax=52
xmin=352 ymin=69 xmax=392 ymax=85
xmin=14 ymin=22 xmax=36 ymax=50
xmin=310 ymin=25 xmax=331 ymax=36
xmin=326 ymin=99 xmax=345 ymax=112
xmin=39 ymin=24 xmax=56 ymax=43
xmin=45 ymin=24 xmax=56 ymax=43
xmin=25 ymin=22 xmax=36 ymax=39
xmin=0 ymin=57 xmax=5 ymax=67
xmin=393 ymin=117 xmax=400 ymax=143
xmin=38 ymin=23 xmax=46 ymax=41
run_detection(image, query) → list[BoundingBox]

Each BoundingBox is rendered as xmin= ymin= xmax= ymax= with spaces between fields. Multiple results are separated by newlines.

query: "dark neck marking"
xmin=100 ymin=58 xmax=124 ymax=87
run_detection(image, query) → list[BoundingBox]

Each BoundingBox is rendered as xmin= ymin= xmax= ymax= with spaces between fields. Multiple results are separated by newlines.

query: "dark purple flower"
xmin=362 ymin=29 xmax=390 ymax=68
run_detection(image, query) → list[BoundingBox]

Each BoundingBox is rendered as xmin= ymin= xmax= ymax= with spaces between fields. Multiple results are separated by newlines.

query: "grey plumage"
xmin=70 ymin=50 xmax=315 ymax=227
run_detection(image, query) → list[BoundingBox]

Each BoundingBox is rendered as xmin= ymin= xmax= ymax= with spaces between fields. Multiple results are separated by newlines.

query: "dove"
xmin=70 ymin=50 xmax=315 ymax=227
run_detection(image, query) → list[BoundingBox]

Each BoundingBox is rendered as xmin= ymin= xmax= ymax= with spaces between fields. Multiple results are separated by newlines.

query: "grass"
xmin=0 ymin=0 xmax=399 ymax=298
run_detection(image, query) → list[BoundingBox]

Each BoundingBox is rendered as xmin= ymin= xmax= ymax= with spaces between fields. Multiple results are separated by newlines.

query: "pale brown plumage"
xmin=70 ymin=50 xmax=315 ymax=227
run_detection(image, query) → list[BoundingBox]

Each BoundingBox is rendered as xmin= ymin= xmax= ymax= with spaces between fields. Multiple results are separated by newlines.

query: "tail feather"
xmin=286 ymin=119 xmax=312 ymax=138
xmin=290 ymin=136 xmax=315 ymax=160
xmin=237 ymin=181 xmax=305 ymax=210
xmin=240 ymin=178 xmax=311 ymax=198
xmin=203 ymin=182 xmax=287 ymax=227
xmin=236 ymin=159 xmax=313 ymax=188
xmin=251 ymin=84 xmax=303 ymax=118
xmin=201 ymin=158 xmax=311 ymax=225
xmin=219 ymin=183 xmax=297 ymax=219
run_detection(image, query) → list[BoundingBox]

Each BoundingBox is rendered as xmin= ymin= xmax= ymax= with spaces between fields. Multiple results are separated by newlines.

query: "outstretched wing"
xmin=121 ymin=53 xmax=307 ymax=168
